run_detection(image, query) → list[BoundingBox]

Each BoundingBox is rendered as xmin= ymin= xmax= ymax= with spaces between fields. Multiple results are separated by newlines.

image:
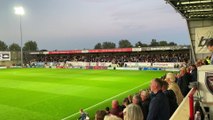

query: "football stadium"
xmin=1 ymin=0 xmax=213 ymax=120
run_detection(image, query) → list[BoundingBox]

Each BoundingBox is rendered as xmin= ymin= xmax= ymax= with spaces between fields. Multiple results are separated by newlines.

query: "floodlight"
xmin=14 ymin=6 xmax=25 ymax=16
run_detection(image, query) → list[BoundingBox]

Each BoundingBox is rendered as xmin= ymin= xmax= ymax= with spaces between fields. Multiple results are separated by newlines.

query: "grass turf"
xmin=0 ymin=68 xmax=167 ymax=120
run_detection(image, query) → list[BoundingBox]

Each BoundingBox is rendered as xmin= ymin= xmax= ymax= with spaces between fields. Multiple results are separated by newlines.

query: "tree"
xmin=135 ymin=41 xmax=148 ymax=47
xmin=102 ymin=42 xmax=116 ymax=49
xmin=0 ymin=40 xmax=8 ymax=51
xmin=23 ymin=40 xmax=38 ymax=51
xmin=94 ymin=43 xmax=102 ymax=49
xmin=168 ymin=42 xmax=177 ymax=46
xmin=118 ymin=39 xmax=132 ymax=48
xmin=39 ymin=49 xmax=48 ymax=51
xmin=9 ymin=43 xmax=21 ymax=51
xmin=150 ymin=39 xmax=159 ymax=46
xmin=159 ymin=41 xmax=168 ymax=46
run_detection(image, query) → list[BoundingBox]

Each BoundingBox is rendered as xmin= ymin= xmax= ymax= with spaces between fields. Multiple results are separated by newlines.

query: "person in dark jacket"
xmin=140 ymin=90 xmax=150 ymax=120
xmin=78 ymin=109 xmax=87 ymax=120
xmin=162 ymin=81 xmax=178 ymax=117
xmin=207 ymin=39 xmax=213 ymax=65
xmin=190 ymin=64 xmax=197 ymax=82
xmin=132 ymin=94 xmax=143 ymax=111
xmin=177 ymin=67 xmax=191 ymax=97
xmin=147 ymin=78 xmax=170 ymax=120
xmin=110 ymin=100 xmax=123 ymax=118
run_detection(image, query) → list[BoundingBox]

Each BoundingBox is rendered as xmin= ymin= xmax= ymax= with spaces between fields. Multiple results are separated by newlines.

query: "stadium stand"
xmin=28 ymin=45 xmax=190 ymax=70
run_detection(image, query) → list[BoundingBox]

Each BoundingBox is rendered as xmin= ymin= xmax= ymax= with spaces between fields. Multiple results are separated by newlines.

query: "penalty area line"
xmin=61 ymin=81 xmax=150 ymax=120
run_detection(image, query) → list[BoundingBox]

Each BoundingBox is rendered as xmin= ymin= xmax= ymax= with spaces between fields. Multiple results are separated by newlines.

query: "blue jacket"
xmin=147 ymin=90 xmax=170 ymax=120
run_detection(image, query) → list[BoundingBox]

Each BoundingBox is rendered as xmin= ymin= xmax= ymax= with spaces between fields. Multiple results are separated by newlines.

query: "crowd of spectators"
xmin=32 ymin=52 xmax=190 ymax=63
xmin=56 ymin=40 xmax=213 ymax=120
xmin=77 ymin=64 xmax=202 ymax=120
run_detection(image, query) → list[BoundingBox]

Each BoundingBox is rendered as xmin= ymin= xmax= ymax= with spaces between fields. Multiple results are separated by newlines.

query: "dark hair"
xmin=105 ymin=107 xmax=110 ymax=111
xmin=161 ymin=74 xmax=166 ymax=81
xmin=161 ymin=80 xmax=169 ymax=89
xmin=191 ymin=64 xmax=197 ymax=70
xmin=123 ymin=97 xmax=130 ymax=104
xmin=207 ymin=39 xmax=213 ymax=47
xmin=95 ymin=110 xmax=107 ymax=120
xmin=153 ymin=78 xmax=163 ymax=88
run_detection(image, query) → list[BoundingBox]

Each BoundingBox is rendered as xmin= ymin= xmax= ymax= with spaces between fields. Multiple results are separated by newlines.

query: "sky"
xmin=0 ymin=0 xmax=190 ymax=50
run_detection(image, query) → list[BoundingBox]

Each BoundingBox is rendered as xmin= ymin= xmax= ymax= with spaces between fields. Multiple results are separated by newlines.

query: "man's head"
xmin=180 ymin=67 xmax=186 ymax=76
xmin=161 ymin=80 xmax=169 ymax=92
xmin=165 ymin=72 xmax=176 ymax=83
xmin=132 ymin=94 xmax=140 ymax=104
xmin=190 ymin=64 xmax=197 ymax=71
xmin=95 ymin=110 xmax=107 ymax=120
xmin=207 ymin=39 xmax=213 ymax=52
xmin=112 ymin=100 xmax=119 ymax=109
xmin=150 ymin=78 xmax=163 ymax=93
xmin=122 ymin=97 xmax=130 ymax=106
xmin=140 ymin=90 xmax=149 ymax=102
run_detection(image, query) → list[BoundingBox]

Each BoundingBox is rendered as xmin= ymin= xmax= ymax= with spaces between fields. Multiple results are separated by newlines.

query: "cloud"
xmin=0 ymin=0 xmax=189 ymax=50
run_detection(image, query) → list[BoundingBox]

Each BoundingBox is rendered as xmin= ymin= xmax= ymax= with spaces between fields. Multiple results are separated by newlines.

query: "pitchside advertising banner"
xmin=195 ymin=26 xmax=213 ymax=54
xmin=0 ymin=52 xmax=11 ymax=61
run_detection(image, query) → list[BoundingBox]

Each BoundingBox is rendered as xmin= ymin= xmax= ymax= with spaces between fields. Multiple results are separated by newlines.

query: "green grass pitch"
xmin=0 ymin=68 xmax=167 ymax=120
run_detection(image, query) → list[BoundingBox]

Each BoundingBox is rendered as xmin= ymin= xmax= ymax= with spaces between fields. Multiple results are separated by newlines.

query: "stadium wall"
xmin=31 ymin=61 xmax=184 ymax=71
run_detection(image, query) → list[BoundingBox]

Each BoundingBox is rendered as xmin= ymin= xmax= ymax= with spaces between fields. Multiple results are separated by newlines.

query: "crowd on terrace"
xmin=80 ymin=42 xmax=213 ymax=120
xmin=78 ymin=64 xmax=199 ymax=120
xmin=32 ymin=52 xmax=190 ymax=63
xmin=78 ymin=38 xmax=213 ymax=120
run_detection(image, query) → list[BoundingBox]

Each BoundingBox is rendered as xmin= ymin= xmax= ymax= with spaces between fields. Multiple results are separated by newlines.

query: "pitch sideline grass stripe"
xmin=61 ymin=81 xmax=150 ymax=120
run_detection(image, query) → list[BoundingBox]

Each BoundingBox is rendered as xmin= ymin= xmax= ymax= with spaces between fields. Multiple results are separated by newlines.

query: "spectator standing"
xmin=121 ymin=97 xmax=130 ymax=111
xmin=162 ymin=81 xmax=178 ymax=117
xmin=110 ymin=100 xmax=123 ymax=118
xmin=105 ymin=107 xmax=110 ymax=114
xmin=123 ymin=104 xmax=144 ymax=120
xmin=207 ymin=39 xmax=213 ymax=65
xmin=147 ymin=78 xmax=170 ymax=120
xmin=165 ymin=73 xmax=183 ymax=105
xmin=104 ymin=114 xmax=122 ymax=120
xmin=177 ymin=67 xmax=191 ymax=97
xmin=190 ymin=64 xmax=197 ymax=82
xmin=127 ymin=95 xmax=133 ymax=103
xmin=95 ymin=110 xmax=107 ymax=120
xmin=78 ymin=109 xmax=87 ymax=120
xmin=140 ymin=90 xmax=150 ymax=120
xmin=132 ymin=94 xmax=143 ymax=111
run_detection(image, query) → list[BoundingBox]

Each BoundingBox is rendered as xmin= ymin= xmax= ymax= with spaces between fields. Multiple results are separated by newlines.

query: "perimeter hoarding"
xmin=0 ymin=52 xmax=11 ymax=61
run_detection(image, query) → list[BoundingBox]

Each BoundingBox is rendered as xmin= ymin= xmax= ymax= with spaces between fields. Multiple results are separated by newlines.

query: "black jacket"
xmin=147 ymin=90 xmax=170 ymax=120
xmin=177 ymin=73 xmax=191 ymax=97
xmin=142 ymin=98 xmax=150 ymax=120
xmin=163 ymin=90 xmax=178 ymax=117
xmin=191 ymin=69 xmax=197 ymax=82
